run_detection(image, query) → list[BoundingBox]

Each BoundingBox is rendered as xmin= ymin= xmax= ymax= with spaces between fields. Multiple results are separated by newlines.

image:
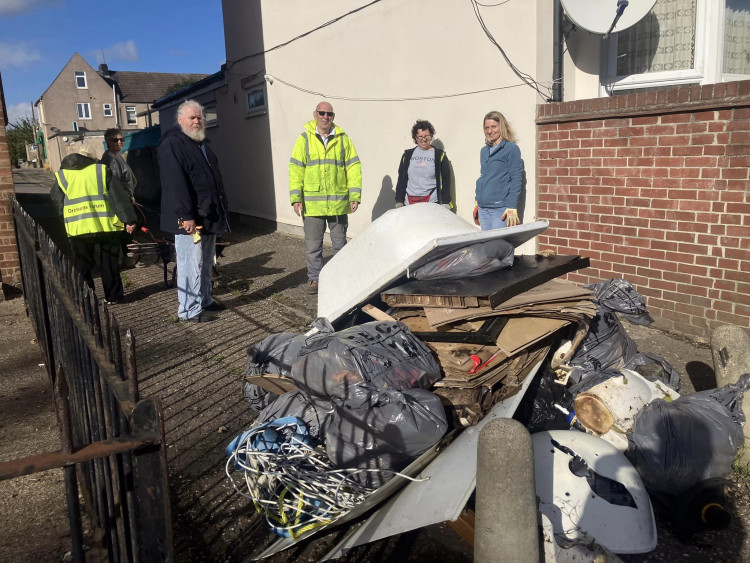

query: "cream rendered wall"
xmin=222 ymin=0 xmax=555 ymax=251
xmin=562 ymin=27 xmax=602 ymax=101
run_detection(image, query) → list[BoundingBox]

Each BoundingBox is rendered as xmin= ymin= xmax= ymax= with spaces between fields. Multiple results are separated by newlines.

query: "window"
xmin=103 ymin=103 xmax=113 ymax=117
xmin=126 ymin=106 xmax=137 ymax=125
xmin=204 ymin=103 xmax=218 ymax=127
xmin=602 ymin=0 xmax=750 ymax=93
xmin=75 ymin=71 xmax=87 ymax=89
xmin=72 ymin=122 xmax=79 ymax=132
xmin=76 ymin=102 xmax=91 ymax=120
xmin=245 ymin=87 xmax=267 ymax=116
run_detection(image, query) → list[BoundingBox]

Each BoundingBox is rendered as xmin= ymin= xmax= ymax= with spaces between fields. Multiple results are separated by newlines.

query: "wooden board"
xmin=382 ymin=255 xmax=590 ymax=309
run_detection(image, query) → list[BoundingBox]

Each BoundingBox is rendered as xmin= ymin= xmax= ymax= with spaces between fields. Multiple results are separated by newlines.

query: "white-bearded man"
xmin=158 ymin=100 xmax=230 ymax=322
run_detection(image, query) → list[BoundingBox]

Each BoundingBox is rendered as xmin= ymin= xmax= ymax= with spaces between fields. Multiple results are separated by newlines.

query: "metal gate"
xmin=0 ymin=197 xmax=173 ymax=562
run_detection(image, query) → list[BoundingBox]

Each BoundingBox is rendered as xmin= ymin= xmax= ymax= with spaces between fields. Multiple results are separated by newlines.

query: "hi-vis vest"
xmin=55 ymin=164 xmax=122 ymax=236
xmin=289 ymin=121 xmax=362 ymax=217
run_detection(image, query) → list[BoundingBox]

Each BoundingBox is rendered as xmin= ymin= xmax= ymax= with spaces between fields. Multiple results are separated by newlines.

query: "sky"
xmin=0 ymin=0 xmax=227 ymax=126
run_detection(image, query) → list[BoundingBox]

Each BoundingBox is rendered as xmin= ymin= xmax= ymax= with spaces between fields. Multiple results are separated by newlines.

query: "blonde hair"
xmin=483 ymin=111 xmax=516 ymax=143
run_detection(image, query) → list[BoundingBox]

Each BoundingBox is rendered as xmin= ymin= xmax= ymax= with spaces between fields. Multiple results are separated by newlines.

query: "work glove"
xmin=502 ymin=208 xmax=519 ymax=227
xmin=395 ymin=202 xmax=404 ymax=208
xmin=473 ymin=205 xmax=480 ymax=226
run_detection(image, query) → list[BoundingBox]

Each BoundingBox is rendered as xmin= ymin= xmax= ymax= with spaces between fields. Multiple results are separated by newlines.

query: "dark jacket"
xmin=475 ymin=139 xmax=523 ymax=209
xmin=157 ymin=126 xmax=230 ymax=235
xmin=99 ymin=151 xmax=137 ymax=200
xmin=395 ymin=147 xmax=452 ymax=205
xmin=50 ymin=153 xmax=136 ymax=227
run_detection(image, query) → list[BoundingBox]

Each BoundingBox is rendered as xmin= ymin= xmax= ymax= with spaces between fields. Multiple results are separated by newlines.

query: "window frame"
xmin=75 ymin=71 xmax=87 ymax=89
xmin=103 ymin=103 xmax=113 ymax=117
xmin=244 ymin=84 xmax=267 ymax=117
xmin=600 ymin=0 xmax=748 ymax=94
xmin=203 ymin=103 xmax=218 ymax=128
xmin=76 ymin=102 xmax=91 ymax=120
xmin=125 ymin=106 xmax=137 ymax=125
xmin=72 ymin=122 xmax=79 ymax=132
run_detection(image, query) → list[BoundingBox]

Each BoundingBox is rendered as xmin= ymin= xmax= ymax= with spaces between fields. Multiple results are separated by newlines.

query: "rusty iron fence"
xmin=1 ymin=197 xmax=173 ymax=562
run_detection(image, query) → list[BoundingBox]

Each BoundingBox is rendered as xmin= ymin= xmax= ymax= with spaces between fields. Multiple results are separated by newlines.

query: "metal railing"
xmin=1 ymin=196 xmax=173 ymax=562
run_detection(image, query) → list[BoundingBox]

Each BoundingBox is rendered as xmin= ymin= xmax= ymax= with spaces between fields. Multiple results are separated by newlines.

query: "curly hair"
xmin=411 ymin=120 xmax=435 ymax=143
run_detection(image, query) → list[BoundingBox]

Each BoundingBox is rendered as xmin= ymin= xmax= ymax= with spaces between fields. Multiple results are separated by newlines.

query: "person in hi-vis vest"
xmin=50 ymin=148 xmax=136 ymax=304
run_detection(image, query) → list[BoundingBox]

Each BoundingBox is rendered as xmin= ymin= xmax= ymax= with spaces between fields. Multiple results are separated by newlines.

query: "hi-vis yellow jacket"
xmin=289 ymin=121 xmax=362 ymax=217
xmin=55 ymin=164 xmax=123 ymax=236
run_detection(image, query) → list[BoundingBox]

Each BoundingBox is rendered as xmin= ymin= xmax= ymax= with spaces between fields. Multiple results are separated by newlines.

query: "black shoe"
xmin=181 ymin=312 xmax=212 ymax=323
xmin=203 ymin=300 xmax=226 ymax=311
xmin=105 ymin=296 xmax=125 ymax=305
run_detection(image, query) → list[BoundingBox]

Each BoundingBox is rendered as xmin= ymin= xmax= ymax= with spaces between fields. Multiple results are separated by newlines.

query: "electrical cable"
xmin=475 ymin=0 xmax=511 ymax=6
xmin=239 ymin=71 xmax=528 ymax=102
xmin=226 ymin=0 xmax=384 ymax=69
xmin=225 ymin=421 xmax=428 ymax=539
xmin=469 ymin=0 xmax=553 ymax=101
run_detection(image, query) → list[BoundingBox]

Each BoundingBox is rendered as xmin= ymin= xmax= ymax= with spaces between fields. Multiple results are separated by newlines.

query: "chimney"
xmin=98 ymin=63 xmax=109 ymax=76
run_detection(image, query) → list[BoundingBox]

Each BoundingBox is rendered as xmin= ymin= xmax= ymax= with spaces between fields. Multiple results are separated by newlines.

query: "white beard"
xmin=182 ymin=127 xmax=206 ymax=142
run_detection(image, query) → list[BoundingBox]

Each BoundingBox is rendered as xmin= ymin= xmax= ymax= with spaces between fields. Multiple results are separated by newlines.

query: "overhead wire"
xmin=469 ymin=0 xmax=554 ymax=101
xmin=226 ymin=0 xmax=384 ymax=69
xmin=230 ymin=70 xmax=528 ymax=102
xmin=224 ymin=0 xmax=553 ymax=103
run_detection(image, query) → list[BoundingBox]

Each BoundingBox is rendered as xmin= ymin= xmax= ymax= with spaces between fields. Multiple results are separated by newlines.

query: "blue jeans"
xmin=478 ymin=206 xmax=509 ymax=231
xmin=303 ymin=215 xmax=348 ymax=281
xmin=174 ymin=232 xmax=216 ymax=320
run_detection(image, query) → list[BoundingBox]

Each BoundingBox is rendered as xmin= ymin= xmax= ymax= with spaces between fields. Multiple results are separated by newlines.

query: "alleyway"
xmin=2 ymin=169 xmax=748 ymax=561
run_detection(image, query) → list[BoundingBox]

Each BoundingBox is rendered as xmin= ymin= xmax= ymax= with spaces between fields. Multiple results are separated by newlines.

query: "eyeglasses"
xmin=416 ymin=135 xmax=432 ymax=141
xmin=112 ymin=138 xmax=124 ymax=143
xmin=317 ymin=111 xmax=334 ymax=117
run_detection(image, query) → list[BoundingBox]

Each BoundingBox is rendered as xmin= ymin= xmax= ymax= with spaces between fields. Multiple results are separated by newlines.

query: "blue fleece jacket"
xmin=475 ymin=139 xmax=523 ymax=209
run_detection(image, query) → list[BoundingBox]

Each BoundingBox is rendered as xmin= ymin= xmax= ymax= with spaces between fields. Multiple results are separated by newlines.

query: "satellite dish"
xmin=560 ymin=0 xmax=657 ymax=35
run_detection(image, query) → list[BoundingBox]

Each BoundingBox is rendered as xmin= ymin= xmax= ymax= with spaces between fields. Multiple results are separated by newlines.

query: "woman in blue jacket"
xmin=474 ymin=111 xmax=523 ymax=230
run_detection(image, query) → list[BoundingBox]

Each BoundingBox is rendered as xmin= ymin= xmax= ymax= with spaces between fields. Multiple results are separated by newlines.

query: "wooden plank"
xmin=448 ymin=509 xmax=475 ymax=548
xmin=244 ymin=374 xmax=298 ymax=395
xmin=361 ymin=303 xmax=396 ymax=322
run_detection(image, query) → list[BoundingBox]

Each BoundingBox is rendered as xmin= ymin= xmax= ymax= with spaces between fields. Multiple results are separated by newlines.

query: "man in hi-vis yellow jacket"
xmin=289 ymin=101 xmax=362 ymax=295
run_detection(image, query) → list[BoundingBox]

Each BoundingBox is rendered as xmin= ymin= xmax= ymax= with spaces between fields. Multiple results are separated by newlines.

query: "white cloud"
xmin=94 ymin=40 xmax=139 ymax=64
xmin=5 ymin=102 xmax=34 ymax=126
xmin=0 ymin=0 xmax=57 ymax=17
xmin=0 ymin=42 xmax=41 ymax=69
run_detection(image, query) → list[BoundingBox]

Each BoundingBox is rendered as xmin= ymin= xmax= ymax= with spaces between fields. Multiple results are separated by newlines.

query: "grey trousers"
xmin=303 ymin=214 xmax=348 ymax=281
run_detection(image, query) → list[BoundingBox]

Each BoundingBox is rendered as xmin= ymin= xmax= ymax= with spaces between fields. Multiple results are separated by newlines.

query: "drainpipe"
xmin=113 ymin=84 xmax=119 ymax=128
xmin=552 ymin=0 xmax=564 ymax=102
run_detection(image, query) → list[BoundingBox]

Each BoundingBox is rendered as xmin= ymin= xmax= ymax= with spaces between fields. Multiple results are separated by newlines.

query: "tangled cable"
xmin=225 ymin=418 xmax=426 ymax=538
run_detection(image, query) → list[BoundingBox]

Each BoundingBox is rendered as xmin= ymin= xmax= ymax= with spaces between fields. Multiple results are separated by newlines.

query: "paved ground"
xmin=1 ymin=168 xmax=748 ymax=561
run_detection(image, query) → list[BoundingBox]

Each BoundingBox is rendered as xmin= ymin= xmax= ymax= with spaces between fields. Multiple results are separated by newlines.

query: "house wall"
xmin=37 ymin=53 xmax=118 ymax=169
xmin=0 ymin=85 xmax=21 ymax=291
xmin=118 ymin=101 xmax=158 ymax=130
xmin=536 ymin=80 xmax=750 ymax=340
xmin=220 ymin=0 xmax=553 ymax=249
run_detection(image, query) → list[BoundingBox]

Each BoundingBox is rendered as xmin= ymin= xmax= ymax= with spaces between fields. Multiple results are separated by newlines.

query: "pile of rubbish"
xmin=223 ymin=206 xmax=749 ymax=558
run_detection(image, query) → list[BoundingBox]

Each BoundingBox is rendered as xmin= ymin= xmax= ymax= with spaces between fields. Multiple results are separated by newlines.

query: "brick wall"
xmin=0 ymin=75 xmax=21 ymax=294
xmin=536 ymin=81 xmax=750 ymax=340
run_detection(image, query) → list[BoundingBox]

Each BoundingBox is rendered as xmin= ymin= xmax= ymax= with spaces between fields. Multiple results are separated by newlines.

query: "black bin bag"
xmin=325 ymin=384 xmax=449 ymax=488
xmin=290 ymin=321 xmax=443 ymax=400
xmin=627 ymin=373 xmax=750 ymax=496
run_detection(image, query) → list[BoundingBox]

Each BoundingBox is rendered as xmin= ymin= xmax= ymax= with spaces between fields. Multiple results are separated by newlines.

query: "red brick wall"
xmin=0 ymin=75 xmax=21 ymax=293
xmin=536 ymin=81 xmax=750 ymax=340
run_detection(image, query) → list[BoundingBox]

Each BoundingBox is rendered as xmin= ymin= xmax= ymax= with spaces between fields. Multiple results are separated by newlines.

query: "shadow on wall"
xmin=518 ymin=159 xmax=527 ymax=223
xmin=371 ymin=175 xmax=395 ymax=222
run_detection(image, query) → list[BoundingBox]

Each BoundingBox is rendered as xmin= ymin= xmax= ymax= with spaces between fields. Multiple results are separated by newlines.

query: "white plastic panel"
xmin=318 ymin=204 xmax=548 ymax=323
xmin=533 ymin=430 xmax=657 ymax=554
